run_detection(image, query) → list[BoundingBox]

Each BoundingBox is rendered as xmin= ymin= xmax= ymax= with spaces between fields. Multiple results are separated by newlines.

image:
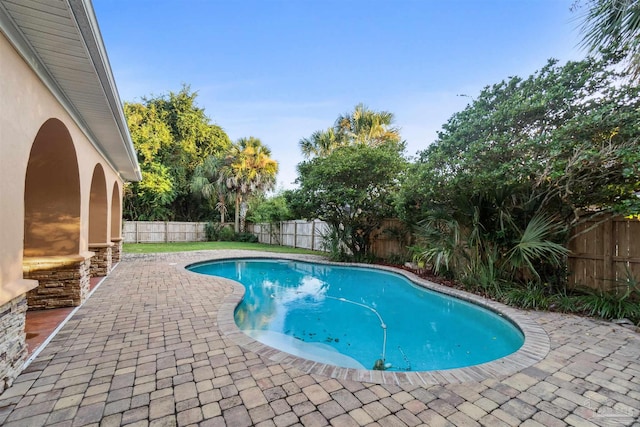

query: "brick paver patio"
xmin=0 ymin=250 xmax=638 ymax=426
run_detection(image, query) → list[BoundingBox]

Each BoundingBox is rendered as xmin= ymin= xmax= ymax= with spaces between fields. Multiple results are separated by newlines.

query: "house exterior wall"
xmin=0 ymin=31 xmax=125 ymax=391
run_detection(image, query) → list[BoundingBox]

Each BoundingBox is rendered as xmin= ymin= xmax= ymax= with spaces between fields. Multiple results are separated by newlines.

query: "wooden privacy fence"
xmin=568 ymin=215 xmax=640 ymax=291
xmin=248 ymin=219 xmax=408 ymax=258
xmin=122 ymin=217 xmax=640 ymax=292
xmin=123 ymin=221 xmax=209 ymax=243
xmin=249 ymin=220 xmax=329 ymax=252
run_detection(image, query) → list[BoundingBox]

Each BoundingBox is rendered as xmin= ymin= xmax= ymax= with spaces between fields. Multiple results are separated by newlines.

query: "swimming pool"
xmin=189 ymin=258 xmax=524 ymax=372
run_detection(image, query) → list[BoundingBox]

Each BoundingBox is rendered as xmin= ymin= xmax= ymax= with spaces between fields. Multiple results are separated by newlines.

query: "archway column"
xmin=111 ymin=237 xmax=124 ymax=263
xmin=89 ymin=243 xmax=113 ymax=277
xmin=0 ymin=279 xmax=37 ymax=390
xmin=23 ymin=251 xmax=94 ymax=309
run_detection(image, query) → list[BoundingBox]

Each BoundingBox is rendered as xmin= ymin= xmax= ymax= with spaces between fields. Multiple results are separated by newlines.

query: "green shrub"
xmin=321 ymin=225 xmax=352 ymax=262
xmin=219 ymin=226 xmax=236 ymax=241
xmin=501 ymin=283 xmax=550 ymax=310
xmin=384 ymin=253 xmax=407 ymax=266
xmin=234 ymin=232 xmax=259 ymax=243
xmin=575 ymin=291 xmax=640 ymax=323
xmin=548 ymin=291 xmax=579 ymax=313
xmin=205 ymin=222 xmax=223 ymax=241
xmin=574 ymin=267 xmax=640 ymax=323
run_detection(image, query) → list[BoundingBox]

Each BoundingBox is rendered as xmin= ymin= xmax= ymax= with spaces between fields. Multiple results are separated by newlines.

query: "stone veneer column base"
xmin=0 ymin=295 xmax=28 ymax=393
xmin=89 ymin=243 xmax=113 ymax=277
xmin=111 ymin=238 xmax=123 ymax=263
xmin=23 ymin=253 xmax=93 ymax=310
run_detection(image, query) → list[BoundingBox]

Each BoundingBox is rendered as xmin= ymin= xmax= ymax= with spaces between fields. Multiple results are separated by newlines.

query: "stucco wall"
xmin=0 ymin=33 xmax=124 ymax=306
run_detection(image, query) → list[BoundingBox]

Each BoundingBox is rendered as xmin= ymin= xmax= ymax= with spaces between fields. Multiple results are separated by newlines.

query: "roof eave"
xmin=0 ymin=0 xmax=142 ymax=182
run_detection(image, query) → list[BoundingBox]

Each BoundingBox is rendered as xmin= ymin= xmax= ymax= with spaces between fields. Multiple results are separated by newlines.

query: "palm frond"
xmin=508 ymin=214 xmax=569 ymax=280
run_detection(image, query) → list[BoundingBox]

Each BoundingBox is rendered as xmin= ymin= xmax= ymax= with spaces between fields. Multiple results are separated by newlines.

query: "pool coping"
xmin=184 ymin=253 xmax=550 ymax=386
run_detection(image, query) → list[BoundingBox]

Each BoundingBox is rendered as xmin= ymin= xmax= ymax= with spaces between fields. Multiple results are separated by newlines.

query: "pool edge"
xmin=186 ymin=252 xmax=551 ymax=385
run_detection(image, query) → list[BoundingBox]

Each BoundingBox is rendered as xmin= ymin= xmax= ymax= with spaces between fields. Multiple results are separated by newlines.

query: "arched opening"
xmin=24 ymin=119 xmax=81 ymax=257
xmin=23 ymin=119 xmax=90 ymax=309
xmin=111 ymin=183 xmax=121 ymax=241
xmin=110 ymin=183 xmax=124 ymax=263
xmin=88 ymin=164 xmax=112 ymax=277
xmin=89 ymin=164 xmax=108 ymax=244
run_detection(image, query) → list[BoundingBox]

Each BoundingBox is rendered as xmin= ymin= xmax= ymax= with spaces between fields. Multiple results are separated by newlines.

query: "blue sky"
xmin=94 ymin=0 xmax=587 ymax=189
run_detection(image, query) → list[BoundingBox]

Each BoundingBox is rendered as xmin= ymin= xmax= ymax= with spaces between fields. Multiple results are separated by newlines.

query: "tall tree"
xmin=123 ymin=102 xmax=175 ymax=220
xmin=397 ymin=54 xmax=640 ymax=289
xmin=123 ymin=86 xmax=232 ymax=221
xmin=225 ymin=137 xmax=279 ymax=232
xmin=335 ymin=103 xmax=400 ymax=146
xmin=291 ymin=142 xmax=407 ymax=261
xmin=299 ymin=128 xmax=339 ymax=159
xmin=191 ymin=155 xmax=233 ymax=223
xmin=299 ymin=104 xmax=401 ymax=158
xmin=578 ymin=0 xmax=640 ymax=79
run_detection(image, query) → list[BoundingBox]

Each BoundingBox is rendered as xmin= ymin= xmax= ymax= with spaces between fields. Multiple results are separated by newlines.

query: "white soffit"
xmin=0 ymin=0 xmax=141 ymax=181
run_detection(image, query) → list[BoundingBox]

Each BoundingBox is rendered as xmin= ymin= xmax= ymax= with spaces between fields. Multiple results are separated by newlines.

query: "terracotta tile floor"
xmin=24 ymin=276 xmax=103 ymax=356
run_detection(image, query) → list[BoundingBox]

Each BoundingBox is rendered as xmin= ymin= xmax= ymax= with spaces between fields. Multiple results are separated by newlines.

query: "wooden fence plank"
xmin=568 ymin=215 xmax=640 ymax=291
xmin=123 ymin=221 xmax=209 ymax=243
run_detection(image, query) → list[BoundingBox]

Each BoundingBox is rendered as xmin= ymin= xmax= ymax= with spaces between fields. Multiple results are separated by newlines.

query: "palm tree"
xmin=335 ymin=103 xmax=401 ymax=146
xmin=299 ymin=104 xmax=401 ymax=158
xmin=299 ymin=128 xmax=339 ymax=158
xmin=190 ymin=155 xmax=232 ymax=223
xmin=579 ymin=0 xmax=640 ymax=79
xmin=225 ymin=137 xmax=279 ymax=232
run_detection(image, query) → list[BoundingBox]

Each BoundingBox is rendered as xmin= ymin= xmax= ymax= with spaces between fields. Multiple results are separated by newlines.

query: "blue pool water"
xmin=189 ymin=259 xmax=524 ymax=371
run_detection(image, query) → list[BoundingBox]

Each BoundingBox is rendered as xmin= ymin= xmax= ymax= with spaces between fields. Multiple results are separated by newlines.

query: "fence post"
xmin=311 ymin=220 xmax=315 ymax=251
xmin=164 ymin=221 xmax=168 ymax=243
xmin=135 ymin=221 xmax=139 ymax=243
xmin=294 ymin=221 xmax=297 ymax=248
xmin=603 ymin=215 xmax=613 ymax=290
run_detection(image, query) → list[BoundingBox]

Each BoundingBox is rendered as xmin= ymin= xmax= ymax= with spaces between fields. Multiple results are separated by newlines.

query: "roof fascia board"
xmin=0 ymin=2 xmax=141 ymax=181
xmin=67 ymin=0 xmax=141 ymax=181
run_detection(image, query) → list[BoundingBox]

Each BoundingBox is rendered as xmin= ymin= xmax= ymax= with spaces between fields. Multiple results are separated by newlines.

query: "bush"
xmin=234 ymin=232 xmax=259 ymax=243
xmin=501 ymin=283 xmax=551 ymax=311
xmin=383 ymin=253 xmax=407 ymax=266
xmin=320 ymin=225 xmax=352 ymax=262
xmin=205 ymin=222 xmax=249 ymax=242
xmin=219 ymin=226 xmax=236 ymax=241
xmin=205 ymin=222 xmax=223 ymax=241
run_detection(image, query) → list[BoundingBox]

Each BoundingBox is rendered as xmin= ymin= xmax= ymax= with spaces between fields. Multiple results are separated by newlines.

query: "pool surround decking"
xmin=0 ymin=250 xmax=638 ymax=427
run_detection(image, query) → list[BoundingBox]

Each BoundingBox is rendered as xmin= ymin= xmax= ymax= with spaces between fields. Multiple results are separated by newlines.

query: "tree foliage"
xmin=225 ymin=137 xmax=279 ymax=232
xmin=299 ymin=103 xmax=401 ymax=158
xmin=397 ymin=54 xmax=640 ymax=289
xmin=192 ymin=137 xmax=279 ymax=232
xmin=247 ymin=191 xmax=295 ymax=223
xmin=291 ymin=142 xmax=407 ymax=260
xmin=124 ymin=86 xmax=231 ymax=220
xmin=577 ymin=0 xmax=640 ymax=80
xmin=191 ymin=155 xmax=233 ymax=223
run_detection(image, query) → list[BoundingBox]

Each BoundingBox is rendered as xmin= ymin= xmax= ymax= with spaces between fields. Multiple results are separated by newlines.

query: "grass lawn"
xmin=123 ymin=241 xmax=325 ymax=256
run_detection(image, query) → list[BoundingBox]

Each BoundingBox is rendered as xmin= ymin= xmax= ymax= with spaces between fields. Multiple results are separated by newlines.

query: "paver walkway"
xmin=0 ymin=250 xmax=638 ymax=426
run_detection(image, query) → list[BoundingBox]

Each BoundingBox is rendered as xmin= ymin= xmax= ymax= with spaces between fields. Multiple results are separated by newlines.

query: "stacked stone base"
xmin=24 ymin=255 xmax=91 ymax=310
xmin=0 ymin=295 xmax=28 ymax=393
xmin=89 ymin=243 xmax=113 ymax=277
xmin=111 ymin=238 xmax=123 ymax=263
